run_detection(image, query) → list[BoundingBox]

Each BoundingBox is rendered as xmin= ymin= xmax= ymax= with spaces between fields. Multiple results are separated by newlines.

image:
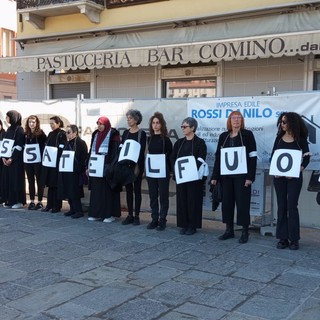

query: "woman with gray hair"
xmin=121 ymin=109 xmax=147 ymax=226
xmin=171 ymin=117 xmax=207 ymax=235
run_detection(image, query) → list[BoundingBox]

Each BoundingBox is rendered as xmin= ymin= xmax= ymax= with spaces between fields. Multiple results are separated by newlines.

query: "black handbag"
xmin=209 ymin=181 xmax=222 ymax=211
xmin=307 ymin=170 xmax=320 ymax=192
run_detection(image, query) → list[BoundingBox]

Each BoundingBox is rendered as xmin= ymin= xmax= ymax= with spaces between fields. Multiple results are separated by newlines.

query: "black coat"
xmin=58 ymin=136 xmax=88 ymax=200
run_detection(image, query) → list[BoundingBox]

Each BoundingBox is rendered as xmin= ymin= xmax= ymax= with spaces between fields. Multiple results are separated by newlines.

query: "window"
xmin=313 ymin=71 xmax=320 ymax=90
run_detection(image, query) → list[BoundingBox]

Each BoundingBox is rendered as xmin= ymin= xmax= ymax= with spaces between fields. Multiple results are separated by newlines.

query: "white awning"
xmin=1 ymin=9 xmax=320 ymax=73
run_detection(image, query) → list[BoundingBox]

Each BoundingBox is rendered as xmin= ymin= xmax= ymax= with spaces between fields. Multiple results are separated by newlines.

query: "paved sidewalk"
xmin=0 ymin=204 xmax=319 ymax=320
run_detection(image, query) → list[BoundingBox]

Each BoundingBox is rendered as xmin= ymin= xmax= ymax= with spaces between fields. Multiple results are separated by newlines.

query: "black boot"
xmin=239 ymin=226 xmax=249 ymax=244
xmin=218 ymin=224 xmax=234 ymax=240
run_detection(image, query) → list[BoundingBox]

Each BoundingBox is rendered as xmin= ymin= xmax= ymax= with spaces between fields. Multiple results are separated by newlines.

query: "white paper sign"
xmin=59 ymin=150 xmax=75 ymax=172
xmin=0 ymin=138 xmax=14 ymax=158
xmin=221 ymin=146 xmax=248 ymax=175
xmin=269 ymin=149 xmax=302 ymax=178
xmin=174 ymin=156 xmax=199 ymax=184
xmin=145 ymin=154 xmax=166 ymax=178
xmin=23 ymin=144 xmax=41 ymax=163
xmin=118 ymin=139 xmax=141 ymax=163
xmin=42 ymin=146 xmax=58 ymax=168
xmin=88 ymin=153 xmax=105 ymax=177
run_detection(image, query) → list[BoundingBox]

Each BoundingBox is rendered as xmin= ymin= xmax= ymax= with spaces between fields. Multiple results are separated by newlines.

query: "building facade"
xmin=0 ymin=0 xmax=320 ymax=99
xmin=0 ymin=0 xmax=17 ymax=99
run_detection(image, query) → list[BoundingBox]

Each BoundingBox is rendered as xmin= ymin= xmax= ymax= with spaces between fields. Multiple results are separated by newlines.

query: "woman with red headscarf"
xmin=86 ymin=116 xmax=121 ymax=222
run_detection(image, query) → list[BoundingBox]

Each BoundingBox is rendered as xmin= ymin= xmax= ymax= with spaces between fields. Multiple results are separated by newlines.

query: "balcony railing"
xmin=17 ymin=0 xmax=105 ymax=10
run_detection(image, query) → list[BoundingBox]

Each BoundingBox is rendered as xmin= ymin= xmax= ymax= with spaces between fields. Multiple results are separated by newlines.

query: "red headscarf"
xmin=96 ymin=116 xmax=111 ymax=151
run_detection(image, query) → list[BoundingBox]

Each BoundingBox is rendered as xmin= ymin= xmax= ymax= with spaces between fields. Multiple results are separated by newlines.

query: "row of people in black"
xmin=0 ymin=109 xmax=310 ymax=249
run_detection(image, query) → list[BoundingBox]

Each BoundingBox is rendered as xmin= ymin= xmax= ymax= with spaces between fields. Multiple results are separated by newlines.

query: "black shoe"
xmin=64 ymin=211 xmax=74 ymax=216
xmin=122 ymin=215 xmax=134 ymax=225
xmin=147 ymin=220 xmax=158 ymax=229
xmin=185 ymin=228 xmax=196 ymax=235
xmin=35 ymin=203 xmax=43 ymax=210
xmin=239 ymin=229 xmax=249 ymax=244
xmin=277 ymin=239 xmax=289 ymax=249
xmin=71 ymin=212 xmax=84 ymax=219
xmin=51 ymin=208 xmax=60 ymax=213
xmin=179 ymin=228 xmax=187 ymax=235
xmin=218 ymin=229 xmax=235 ymax=240
xmin=41 ymin=206 xmax=51 ymax=212
xmin=289 ymin=241 xmax=299 ymax=250
xmin=28 ymin=202 xmax=36 ymax=210
xmin=133 ymin=216 xmax=140 ymax=225
xmin=157 ymin=219 xmax=166 ymax=231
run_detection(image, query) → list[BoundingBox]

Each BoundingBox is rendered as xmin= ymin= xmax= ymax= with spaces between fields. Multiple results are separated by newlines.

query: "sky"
xmin=0 ymin=0 xmax=17 ymax=31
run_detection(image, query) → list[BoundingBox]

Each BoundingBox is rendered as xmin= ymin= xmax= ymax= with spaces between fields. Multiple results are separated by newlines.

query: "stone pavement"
xmin=0 ymin=204 xmax=320 ymax=320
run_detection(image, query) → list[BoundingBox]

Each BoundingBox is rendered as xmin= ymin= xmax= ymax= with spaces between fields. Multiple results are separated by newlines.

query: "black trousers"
xmin=68 ymin=198 xmax=83 ymax=214
xmin=125 ymin=172 xmax=143 ymax=216
xmin=274 ymin=175 xmax=303 ymax=242
xmin=221 ymin=175 xmax=251 ymax=227
xmin=25 ymin=163 xmax=44 ymax=201
xmin=147 ymin=176 xmax=170 ymax=221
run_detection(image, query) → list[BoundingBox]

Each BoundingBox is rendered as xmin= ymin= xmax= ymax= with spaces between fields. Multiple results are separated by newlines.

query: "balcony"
xmin=17 ymin=0 xmax=106 ymax=29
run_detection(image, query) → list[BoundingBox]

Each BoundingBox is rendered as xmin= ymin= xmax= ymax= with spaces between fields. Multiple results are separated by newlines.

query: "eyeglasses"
xmin=280 ymin=120 xmax=287 ymax=125
xmin=181 ymin=125 xmax=190 ymax=129
xmin=66 ymin=131 xmax=72 ymax=134
xmin=231 ymin=116 xmax=242 ymax=120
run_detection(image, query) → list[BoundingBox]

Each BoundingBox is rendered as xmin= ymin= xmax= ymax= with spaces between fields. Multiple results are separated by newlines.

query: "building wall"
xmin=96 ymin=66 xmax=157 ymax=99
xmin=17 ymin=72 xmax=46 ymax=100
xmin=223 ymin=56 xmax=305 ymax=96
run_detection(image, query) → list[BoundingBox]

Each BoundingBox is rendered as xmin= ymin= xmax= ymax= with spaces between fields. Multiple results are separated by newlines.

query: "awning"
xmin=1 ymin=9 xmax=320 ymax=73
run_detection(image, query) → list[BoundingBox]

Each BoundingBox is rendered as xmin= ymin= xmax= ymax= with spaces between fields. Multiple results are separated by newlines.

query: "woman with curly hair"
xmin=271 ymin=112 xmax=310 ymax=250
xmin=24 ymin=115 xmax=47 ymax=210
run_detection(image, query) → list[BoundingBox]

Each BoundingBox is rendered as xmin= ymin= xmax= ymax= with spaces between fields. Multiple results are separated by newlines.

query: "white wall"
xmin=0 ymin=0 xmax=17 ymax=31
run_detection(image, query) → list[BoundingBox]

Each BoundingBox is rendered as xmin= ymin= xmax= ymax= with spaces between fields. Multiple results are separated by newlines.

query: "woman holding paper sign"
xmin=121 ymin=109 xmax=147 ymax=226
xmin=211 ymin=111 xmax=257 ymax=244
xmin=58 ymin=125 xmax=88 ymax=219
xmin=87 ymin=116 xmax=121 ymax=222
xmin=171 ymin=117 xmax=207 ymax=235
xmin=146 ymin=112 xmax=172 ymax=231
xmin=1 ymin=110 xmax=26 ymax=209
xmin=0 ymin=119 xmax=6 ymax=204
xmin=41 ymin=116 xmax=67 ymax=213
xmin=24 ymin=115 xmax=47 ymax=210
xmin=271 ymin=112 xmax=310 ymax=250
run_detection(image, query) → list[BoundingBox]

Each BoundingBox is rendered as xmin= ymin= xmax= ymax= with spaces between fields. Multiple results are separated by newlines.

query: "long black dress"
xmin=1 ymin=124 xmax=26 ymax=206
xmin=87 ymin=128 xmax=121 ymax=220
xmin=58 ymin=136 xmax=88 ymax=215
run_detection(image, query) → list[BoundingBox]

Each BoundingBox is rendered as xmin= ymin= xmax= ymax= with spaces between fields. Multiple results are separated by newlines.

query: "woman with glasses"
xmin=87 ymin=117 xmax=121 ymax=222
xmin=24 ymin=115 xmax=47 ymax=210
xmin=271 ymin=112 xmax=310 ymax=250
xmin=1 ymin=110 xmax=26 ymax=209
xmin=171 ymin=117 xmax=207 ymax=235
xmin=211 ymin=111 xmax=257 ymax=243
xmin=41 ymin=116 xmax=67 ymax=213
xmin=58 ymin=125 xmax=88 ymax=219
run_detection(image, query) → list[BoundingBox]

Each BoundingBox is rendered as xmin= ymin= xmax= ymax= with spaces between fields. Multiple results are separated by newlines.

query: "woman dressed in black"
xmin=24 ymin=115 xmax=47 ymax=210
xmin=59 ymin=125 xmax=88 ymax=219
xmin=146 ymin=112 xmax=172 ymax=231
xmin=87 ymin=116 xmax=121 ymax=222
xmin=171 ymin=117 xmax=207 ymax=235
xmin=121 ymin=109 xmax=147 ymax=226
xmin=1 ymin=110 xmax=26 ymax=209
xmin=271 ymin=112 xmax=310 ymax=250
xmin=0 ymin=119 xmax=6 ymax=204
xmin=211 ymin=111 xmax=257 ymax=244
xmin=41 ymin=116 xmax=67 ymax=213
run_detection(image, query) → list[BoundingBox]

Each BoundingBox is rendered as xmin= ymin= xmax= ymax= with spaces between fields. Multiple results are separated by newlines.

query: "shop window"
xmin=313 ymin=71 xmax=320 ymax=90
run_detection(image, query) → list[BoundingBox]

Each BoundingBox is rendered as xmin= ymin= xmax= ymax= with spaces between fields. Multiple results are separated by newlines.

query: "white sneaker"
xmin=103 ymin=217 xmax=115 ymax=223
xmin=11 ymin=203 xmax=24 ymax=209
xmin=88 ymin=217 xmax=100 ymax=221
